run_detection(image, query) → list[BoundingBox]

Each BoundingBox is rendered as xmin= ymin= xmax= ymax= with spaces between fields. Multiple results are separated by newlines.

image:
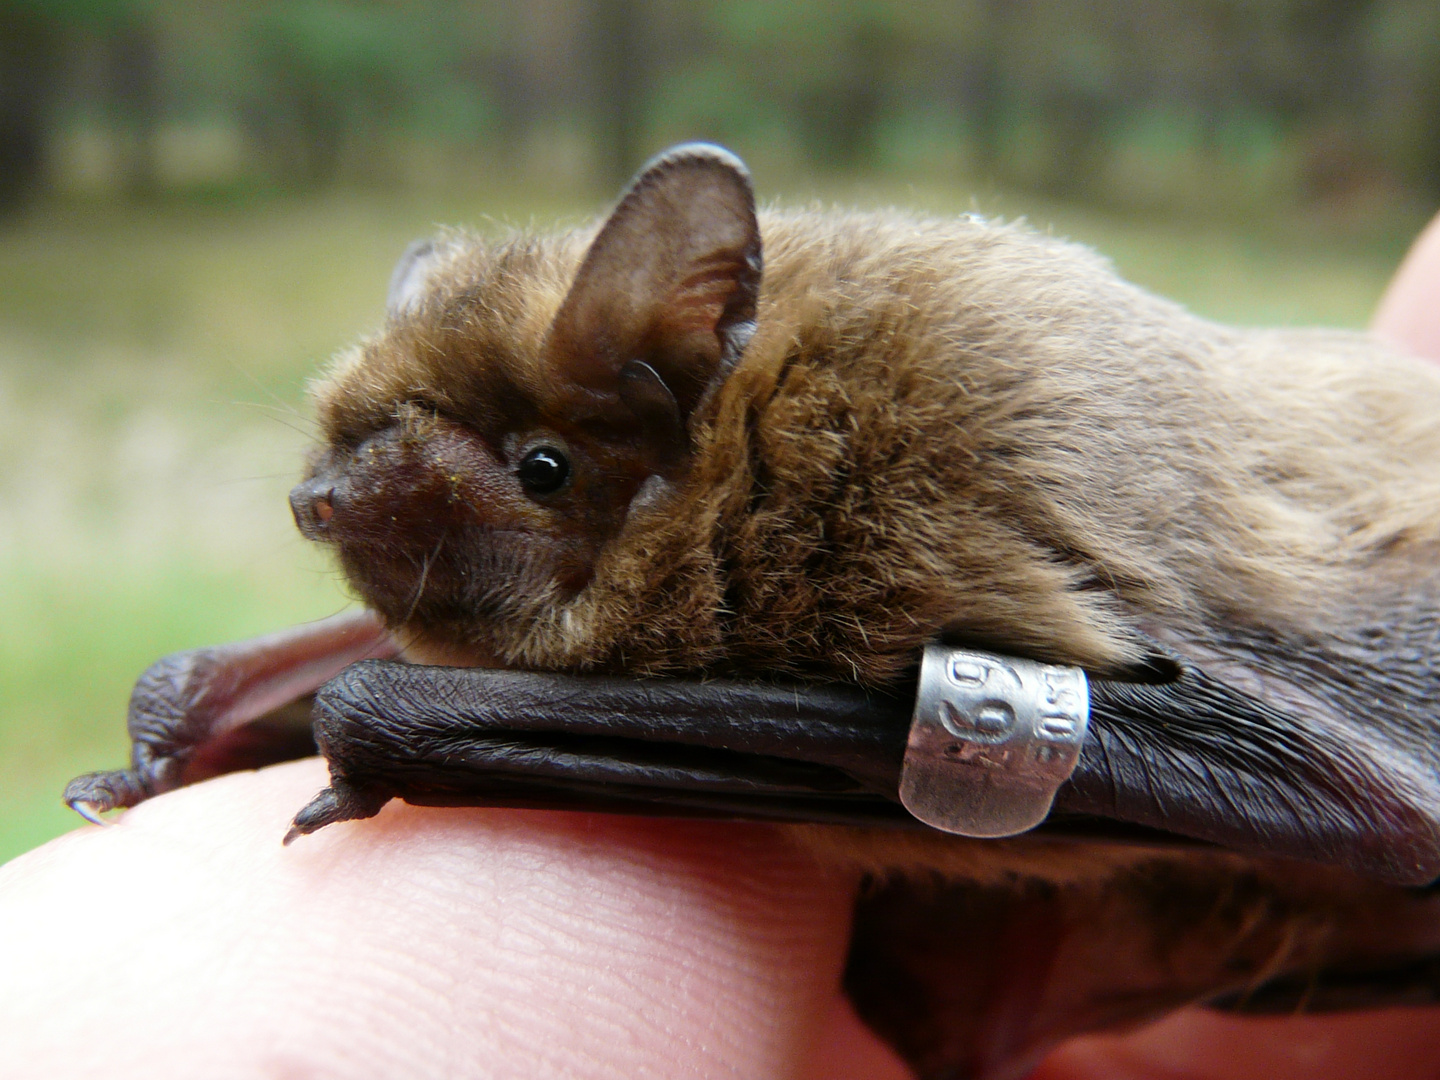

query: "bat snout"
xmin=290 ymin=478 xmax=337 ymax=539
xmin=290 ymin=427 xmax=487 ymax=551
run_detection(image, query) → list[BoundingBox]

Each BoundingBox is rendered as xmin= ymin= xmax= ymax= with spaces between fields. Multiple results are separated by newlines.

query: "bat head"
xmin=291 ymin=144 xmax=762 ymax=657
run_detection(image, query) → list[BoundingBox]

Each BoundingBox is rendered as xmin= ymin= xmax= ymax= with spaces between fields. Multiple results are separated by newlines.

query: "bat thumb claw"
xmin=284 ymin=780 xmax=389 ymax=844
xmin=63 ymin=769 xmax=149 ymax=822
xmin=70 ymin=800 xmax=113 ymax=827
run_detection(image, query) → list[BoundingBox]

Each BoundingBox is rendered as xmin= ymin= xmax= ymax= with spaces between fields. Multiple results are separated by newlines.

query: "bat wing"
xmin=1059 ymin=636 xmax=1440 ymax=885
xmin=66 ymin=609 xmax=1440 ymax=885
xmin=63 ymin=611 xmax=397 ymax=818
xmin=286 ymin=626 xmax=1440 ymax=886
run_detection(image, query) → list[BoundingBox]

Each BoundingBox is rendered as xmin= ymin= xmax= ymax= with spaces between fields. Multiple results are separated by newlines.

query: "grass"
xmin=0 ymin=174 xmax=1414 ymax=864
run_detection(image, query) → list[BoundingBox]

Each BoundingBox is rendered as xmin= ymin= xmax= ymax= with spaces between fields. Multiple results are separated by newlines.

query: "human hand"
xmin=0 ymin=757 xmax=910 ymax=1078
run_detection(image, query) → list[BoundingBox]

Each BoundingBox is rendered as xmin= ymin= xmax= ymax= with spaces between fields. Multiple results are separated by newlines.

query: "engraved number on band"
xmin=899 ymin=644 xmax=1089 ymax=838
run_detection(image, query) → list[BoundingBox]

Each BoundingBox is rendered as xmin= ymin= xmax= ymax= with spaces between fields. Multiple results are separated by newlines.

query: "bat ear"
xmin=387 ymin=239 xmax=447 ymax=317
xmin=543 ymin=143 xmax=762 ymax=453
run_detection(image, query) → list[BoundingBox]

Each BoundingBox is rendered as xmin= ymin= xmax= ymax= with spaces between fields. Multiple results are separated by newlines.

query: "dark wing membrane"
xmin=1059 ymin=602 xmax=1440 ymax=886
xmin=292 ymin=632 xmax=1440 ymax=884
xmin=1062 ymin=658 xmax=1440 ymax=884
xmin=286 ymin=661 xmax=917 ymax=839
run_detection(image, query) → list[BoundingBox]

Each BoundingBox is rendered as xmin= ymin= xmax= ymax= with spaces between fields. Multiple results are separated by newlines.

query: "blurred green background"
xmin=1 ymin=0 xmax=1435 ymax=863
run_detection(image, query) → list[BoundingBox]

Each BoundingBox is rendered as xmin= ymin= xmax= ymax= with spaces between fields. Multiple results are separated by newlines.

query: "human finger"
xmin=0 ymin=757 xmax=884 ymax=1079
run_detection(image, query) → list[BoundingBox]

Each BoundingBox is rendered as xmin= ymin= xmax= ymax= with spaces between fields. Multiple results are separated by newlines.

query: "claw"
xmin=283 ymin=780 xmax=389 ymax=845
xmin=68 ymin=799 xmax=113 ymax=827
xmin=62 ymin=769 xmax=149 ymax=822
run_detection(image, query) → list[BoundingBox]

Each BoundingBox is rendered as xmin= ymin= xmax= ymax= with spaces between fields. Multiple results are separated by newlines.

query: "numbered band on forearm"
xmin=900 ymin=644 xmax=1089 ymax=837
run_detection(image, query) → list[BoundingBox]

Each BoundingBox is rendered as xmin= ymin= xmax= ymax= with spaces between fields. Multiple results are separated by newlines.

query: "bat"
xmin=66 ymin=144 xmax=1440 ymax=1078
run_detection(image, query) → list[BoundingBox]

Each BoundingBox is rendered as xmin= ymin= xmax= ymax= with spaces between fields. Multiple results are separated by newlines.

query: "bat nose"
xmin=290 ymin=479 xmax=336 ymax=538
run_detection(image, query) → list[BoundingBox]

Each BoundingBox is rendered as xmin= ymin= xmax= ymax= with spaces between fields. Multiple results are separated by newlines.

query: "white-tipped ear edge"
xmin=387 ymin=239 xmax=444 ymax=317
xmin=628 ymin=142 xmax=752 ymax=187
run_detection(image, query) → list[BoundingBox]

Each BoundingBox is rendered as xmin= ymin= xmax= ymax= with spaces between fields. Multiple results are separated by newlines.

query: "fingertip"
xmin=1373 ymin=211 xmax=1440 ymax=361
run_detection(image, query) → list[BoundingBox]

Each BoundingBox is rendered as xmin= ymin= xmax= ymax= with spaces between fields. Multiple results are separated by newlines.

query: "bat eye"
xmin=517 ymin=445 xmax=570 ymax=495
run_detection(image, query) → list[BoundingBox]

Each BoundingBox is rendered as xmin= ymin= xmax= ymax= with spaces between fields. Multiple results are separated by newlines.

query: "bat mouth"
xmin=336 ymin=524 xmax=564 ymax=630
xmin=289 ymin=439 xmax=587 ymax=645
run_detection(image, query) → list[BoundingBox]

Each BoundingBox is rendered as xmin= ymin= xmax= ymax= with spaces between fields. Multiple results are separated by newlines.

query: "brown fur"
xmin=311 ymin=207 xmax=1440 ymax=688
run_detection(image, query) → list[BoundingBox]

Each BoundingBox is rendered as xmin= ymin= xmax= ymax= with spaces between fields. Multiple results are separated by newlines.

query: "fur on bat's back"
xmin=314 ymin=206 xmax=1440 ymax=687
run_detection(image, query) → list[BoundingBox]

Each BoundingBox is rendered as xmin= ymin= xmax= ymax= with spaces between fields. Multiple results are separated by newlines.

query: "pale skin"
xmin=4 ymin=219 xmax=1440 ymax=1079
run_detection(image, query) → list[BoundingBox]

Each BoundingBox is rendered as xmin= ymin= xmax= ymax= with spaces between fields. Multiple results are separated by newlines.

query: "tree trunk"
xmin=0 ymin=6 xmax=59 ymax=210
xmin=592 ymin=0 xmax=644 ymax=186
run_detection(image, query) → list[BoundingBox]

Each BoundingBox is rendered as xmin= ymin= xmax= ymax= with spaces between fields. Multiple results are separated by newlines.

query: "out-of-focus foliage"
xmin=242 ymin=3 xmax=477 ymax=183
xmin=0 ymin=0 xmax=1434 ymax=218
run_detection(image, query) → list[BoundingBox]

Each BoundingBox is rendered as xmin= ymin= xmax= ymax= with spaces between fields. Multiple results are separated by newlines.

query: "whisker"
xmin=213 ymin=472 xmax=301 ymax=486
xmin=221 ymin=400 xmax=318 ymax=439
xmin=401 ymin=532 xmax=447 ymax=625
xmin=392 ymin=624 xmax=429 ymax=657
xmin=232 ymin=366 xmax=312 ymax=420
xmin=228 ymin=395 xmax=308 ymax=421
